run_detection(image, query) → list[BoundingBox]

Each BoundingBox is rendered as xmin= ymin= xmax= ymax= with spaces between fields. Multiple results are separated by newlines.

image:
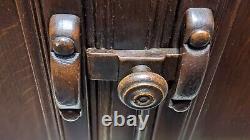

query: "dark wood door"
xmin=0 ymin=0 xmax=249 ymax=140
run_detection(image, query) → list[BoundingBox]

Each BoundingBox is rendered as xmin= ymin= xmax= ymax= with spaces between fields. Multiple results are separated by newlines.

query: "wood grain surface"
xmin=189 ymin=0 xmax=250 ymax=139
xmin=1 ymin=0 xmax=250 ymax=140
xmin=84 ymin=0 xmax=178 ymax=49
xmin=0 ymin=0 xmax=59 ymax=140
xmin=153 ymin=0 xmax=244 ymax=139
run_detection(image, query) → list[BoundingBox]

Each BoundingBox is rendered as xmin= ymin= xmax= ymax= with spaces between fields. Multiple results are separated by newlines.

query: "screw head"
xmin=52 ymin=37 xmax=75 ymax=56
xmin=189 ymin=30 xmax=211 ymax=48
xmin=134 ymin=94 xmax=154 ymax=107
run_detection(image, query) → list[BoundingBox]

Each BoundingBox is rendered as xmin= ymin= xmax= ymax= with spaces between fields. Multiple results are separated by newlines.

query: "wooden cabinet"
xmin=0 ymin=0 xmax=249 ymax=140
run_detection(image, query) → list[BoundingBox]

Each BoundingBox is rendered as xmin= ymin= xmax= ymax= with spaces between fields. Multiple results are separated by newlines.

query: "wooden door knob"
xmin=117 ymin=65 xmax=168 ymax=110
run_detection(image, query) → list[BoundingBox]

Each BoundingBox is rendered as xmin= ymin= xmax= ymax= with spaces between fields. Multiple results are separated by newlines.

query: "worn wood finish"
xmin=84 ymin=0 xmax=178 ymax=49
xmin=178 ymin=0 xmax=243 ymax=139
xmin=39 ymin=0 xmax=90 ymax=140
xmin=0 ymin=0 xmax=59 ymax=140
xmin=188 ymin=0 xmax=250 ymax=139
xmin=85 ymin=0 xmax=179 ymax=140
xmin=1 ymin=0 xmax=250 ymax=140
xmin=153 ymin=0 xmax=244 ymax=140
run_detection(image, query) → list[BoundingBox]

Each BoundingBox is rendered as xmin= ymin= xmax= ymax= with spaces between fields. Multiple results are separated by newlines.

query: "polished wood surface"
xmin=84 ymin=0 xmax=178 ymax=49
xmin=0 ymin=0 xmax=250 ymax=140
xmin=190 ymin=0 xmax=250 ymax=139
xmin=154 ymin=0 xmax=244 ymax=139
xmin=0 ymin=0 xmax=59 ymax=140
xmin=39 ymin=0 xmax=90 ymax=140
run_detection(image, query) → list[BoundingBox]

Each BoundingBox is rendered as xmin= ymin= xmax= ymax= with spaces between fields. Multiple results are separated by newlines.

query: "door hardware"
xmin=86 ymin=48 xmax=179 ymax=81
xmin=169 ymin=8 xmax=214 ymax=112
xmin=117 ymin=65 xmax=168 ymax=110
xmin=86 ymin=8 xmax=213 ymax=112
xmin=49 ymin=14 xmax=82 ymax=121
xmin=86 ymin=48 xmax=179 ymax=110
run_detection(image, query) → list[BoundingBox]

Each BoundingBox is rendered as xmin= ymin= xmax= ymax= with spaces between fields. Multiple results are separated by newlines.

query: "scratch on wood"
xmin=24 ymin=96 xmax=36 ymax=105
xmin=0 ymin=22 xmax=19 ymax=38
xmin=22 ymin=86 xmax=35 ymax=96
xmin=0 ymin=42 xmax=25 ymax=58
xmin=21 ymin=74 xmax=33 ymax=80
xmin=12 ymin=65 xmax=30 ymax=76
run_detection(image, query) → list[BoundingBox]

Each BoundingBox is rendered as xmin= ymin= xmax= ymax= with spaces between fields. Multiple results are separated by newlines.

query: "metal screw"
xmin=134 ymin=94 xmax=153 ymax=106
xmin=189 ymin=30 xmax=211 ymax=48
xmin=52 ymin=37 xmax=75 ymax=56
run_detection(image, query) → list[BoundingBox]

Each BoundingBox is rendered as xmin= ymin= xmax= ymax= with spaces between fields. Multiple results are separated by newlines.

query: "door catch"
xmin=169 ymin=8 xmax=214 ymax=112
xmin=49 ymin=14 xmax=82 ymax=121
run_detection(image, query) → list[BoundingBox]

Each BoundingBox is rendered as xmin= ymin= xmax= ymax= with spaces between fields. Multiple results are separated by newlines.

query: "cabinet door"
xmin=182 ymin=1 xmax=250 ymax=140
xmin=0 ymin=1 xmax=59 ymax=140
xmin=1 ymin=0 xmax=250 ymax=140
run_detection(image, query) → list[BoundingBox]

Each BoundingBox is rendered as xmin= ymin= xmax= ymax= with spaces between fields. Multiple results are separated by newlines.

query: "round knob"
xmin=189 ymin=30 xmax=211 ymax=48
xmin=117 ymin=65 xmax=168 ymax=110
xmin=52 ymin=36 xmax=75 ymax=56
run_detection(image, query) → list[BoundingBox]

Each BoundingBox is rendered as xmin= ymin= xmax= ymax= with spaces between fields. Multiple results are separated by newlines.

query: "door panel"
xmin=189 ymin=0 xmax=250 ymax=139
xmin=85 ymin=0 xmax=179 ymax=140
xmin=0 ymin=0 xmax=59 ymax=140
xmin=154 ymin=0 xmax=244 ymax=140
xmin=85 ymin=0 xmax=178 ymax=49
xmin=1 ymin=0 xmax=250 ymax=140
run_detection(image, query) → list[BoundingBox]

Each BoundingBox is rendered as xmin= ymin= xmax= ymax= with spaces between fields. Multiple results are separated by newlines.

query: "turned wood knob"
xmin=117 ymin=65 xmax=168 ymax=110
